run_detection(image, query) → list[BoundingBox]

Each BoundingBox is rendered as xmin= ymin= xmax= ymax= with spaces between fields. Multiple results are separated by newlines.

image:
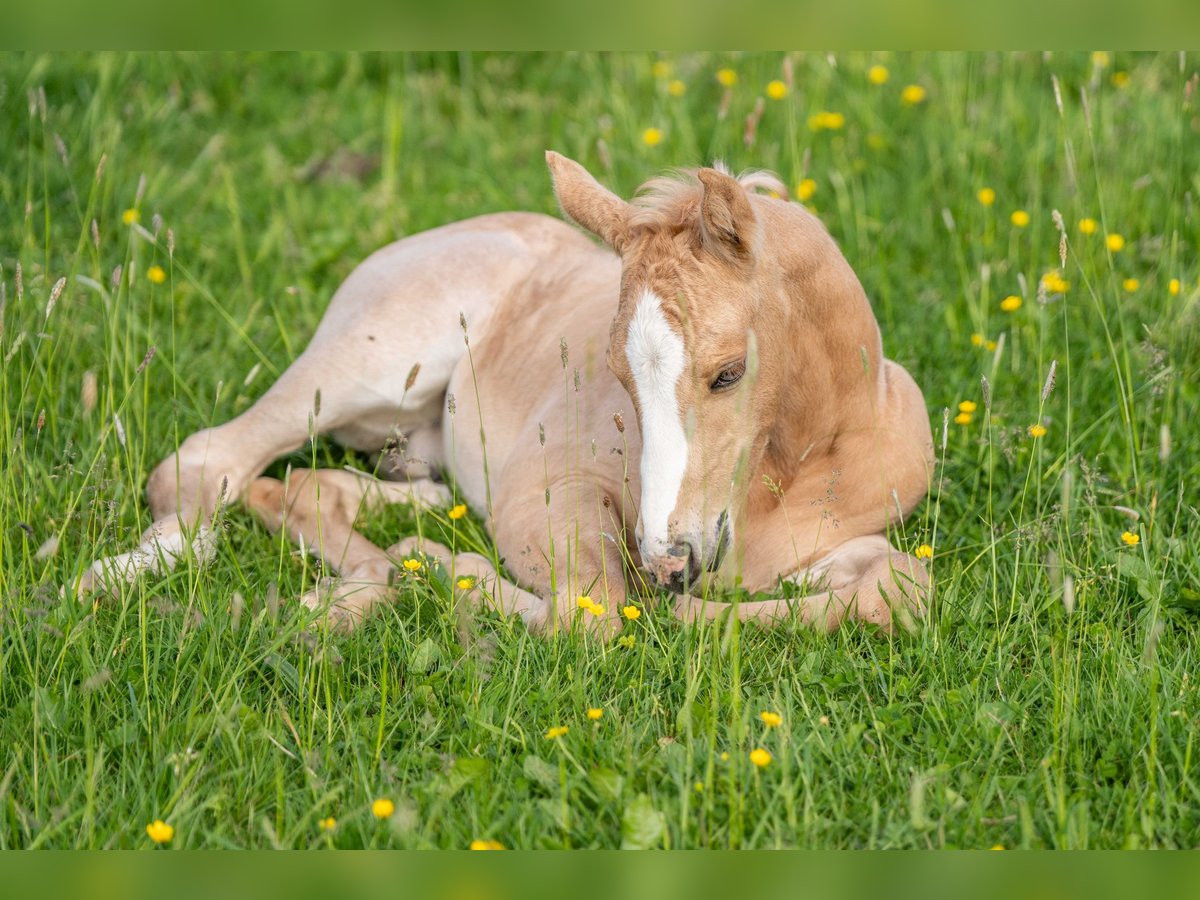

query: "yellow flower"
xmin=145 ymin=819 xmax=174 ymax=844
xmin=954 ymin=412 xmax=973 ymax=425
xmin=719 ymin=751 xmax=730 ymax=761
xmin=588 ymin=604 xmax=605 ymax=617
xmin=866 ymin=132 xmax=886 ymax=151
xmin=1168 ymin=278 xmax=1180 ymax=296
xmin=759 ymin=711 xmax=782 ymax=728
xmin=958 ymin=400 xmax=977 ymax=413
xmin=900 ymin=84 xmax=926 ymax=105
xmin=970 ymin=333 xmax=985 ymax=347
xmin=402 ymin=558 xmax=422 ymax=572
xmin=1122 ymin=278 xmax=1139 ymax=293
xmin=766 ymin=80 xmax=788 ymax=100
xmin=318 ymin=816 xmax=337 ymax=831
xmin=1078 ymin=217 xmax=1098 ymax=235
xmin=1091 ymin=50 xmax=1110 ymax=68
xmin=1028 ymin=423 xmax=1048 ymax=438
xmin=693 ymin=781 xmax=704 ymax=793
xmin=796 ymin=178 xmax=817 ymax=202
xmin=546 ymin=725 xmax=569 ymax=740
xmin=1121 ymin=531 xmax=1140 ymax=546
xmin=470 ymin=839 xmax=505 ymax=850
xmin=914 ymin=544 xmax=933 ymax=560
xmin=985 ymin=340 xmax=997 ymax=351
xmin=371 ymin=798 xmax=395 ymax=819
xmin=147 ymin=265 xmax=166 ymax=284
xmin=1111 ymin=71 xmax=1129 ymax=88
xmin=716 ymin=68 xmax=737 ymax=87
xmin=807 ymin=111 xmax=845 ymax=131
xmin=1010 ymin=209 xmax=1030 ymax=227
xmin=587 ymin=707 xmax=604 ymax=720
xmin=749 ymin=748 xmax=773 ymax=768
xmin=977 ymin=187 xmax=996 ymax=207
xmin=867 ymin=64 xmax=889 ymax=85
xmin=621 ymin=605 xmax=641 ymax=620
xmin=651 ymin=60 xmax=670 ymax=79
xmin=991 ymin=844 xmax=1006 ymax=850
xmin=577 ymin=595 xmax=593 ymax=610
xmin=448 ymin=503 xmax=467 ymax=520
xmin=1041 ymin=271 xmax=1070 ymax=294
xmin=1000 ymin=295 xmax=1022 ymax=312
xmin=1106 ymin=233 xmax=1125 ymax=252
xmin=667 ymin=79 xmax=686 ymax=97
xmin=122 ymin=208 xmax=140 ymax=225
xmin=641 ymin=127 xmax=663 ymax=147
xmin=455 ymin=576 xmax=475 ymax=590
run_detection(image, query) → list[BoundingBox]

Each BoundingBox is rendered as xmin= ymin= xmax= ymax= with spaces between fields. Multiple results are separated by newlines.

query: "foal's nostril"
xmin=666 ymin=543 xmax=690 ymax=558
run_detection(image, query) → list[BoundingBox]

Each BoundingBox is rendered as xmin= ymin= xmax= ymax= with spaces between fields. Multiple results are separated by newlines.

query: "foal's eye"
xmin=710 ymin=361 xmax=746 ymax=392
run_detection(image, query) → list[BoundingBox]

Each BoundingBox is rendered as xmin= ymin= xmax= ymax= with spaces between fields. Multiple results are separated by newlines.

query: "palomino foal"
xmin=76 ymin=153 xmax=933 ymax=635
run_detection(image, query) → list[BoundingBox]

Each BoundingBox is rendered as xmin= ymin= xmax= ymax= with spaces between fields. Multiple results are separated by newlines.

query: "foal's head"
xmin=548 ymin=151 xmax=794 ymax=591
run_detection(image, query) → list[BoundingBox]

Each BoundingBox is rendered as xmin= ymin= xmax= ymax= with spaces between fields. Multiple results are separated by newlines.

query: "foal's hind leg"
xmin=673 ymin=535 xmax=928 ymax=635
xmin=246 ymin=468 xmax=450 ymax=628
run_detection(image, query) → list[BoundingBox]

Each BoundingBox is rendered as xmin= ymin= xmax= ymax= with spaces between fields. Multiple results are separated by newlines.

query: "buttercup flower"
xmin=1000 ymin=295 xmax=1022 ymax=312
xmin=668 ymin=80 xmax=686 ymax=97
xmin=749 ymin=748 xmax=773 ymax=767
xmin=587 ymin=707 xmax=604 ymax=720
xmin=796 ymin=178 xmax=816 ymax=202
xmin=1028 ymin=424 xmax=1048 ymax=438
xmin=1041 ymin=271 xmax=1070 ymax=294
xmin=122 ymin=208 xmax=140 ymax=225
xmin=470 ymin=839 xmax=505 ymax=850
xmin=1111 ymin=71 xmax=1129 ymax=88
xmin=1168 ymin=278 xmax=1180 ymax=296
xmin=371 ymin=798 xmax=395 ymax=819
xmin=915 ymin=544 xmax=933 ymax=560
xmin=1122 ymin=278 xmax=1139 ymax=293
xmin=1010 ymin=210 xmax=1030 ymax=227
xmin=900 ymin=84 xmax=926 ymax=105
xmin=1106 ymin=233 xmax=1125 ymax=252
xmin=318 ymin=817 xmax=336 ymax=831
xmin=456 ymin=577 xmax=475 ymax=590
xmin=716 ymin=68 xmax=737 ymax=87
xmin=147 ymin=265 xmax=166 ymax=284
xmin=807 ymin=111 xmax=845 ymax=131
xmin=1121 ymin=531 xmax=1140 ymax=546
xmin=977 ymin=188 xmax=996 ymax=206
xmin=867 ymin=64 xmax=889 ymax=85
xmin=759 ymin=711 xmax=782 ymax=728
xmin=970 ymin=333 xmax=985 ymax=347
xmin=641 ymin=128 xmax=663 ymax=147
xmin=402 ymin=558 xmax=422 ymax=572
xmin=766 ymin=80 xmax=788 ymax=100
xmin=146 ymin=820 xmax=174 ymax=844
xmin=1091 ymin=50 xmax=1110 ymax=68
xmin=954 ymin=412 xmax=972 ymax=425
xmin=546 ymin=725 xmax=569 ymax=740
xmin=958 ymin=400 xmax=978 ymax=414
xmin=448 ymin=503 xmax=467 ymax=520
xmin=1078 ymin=218 xmax=1098 ymax=235
xmin=985 ymin=340 xmax=997 ymax=351
xmin=621 ymin=605 xmax=641 ymax=620
xmin=651 ymin=60 xmax=670 ymax=79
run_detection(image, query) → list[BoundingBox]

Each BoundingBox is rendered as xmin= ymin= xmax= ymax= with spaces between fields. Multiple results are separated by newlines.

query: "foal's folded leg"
xmin=246 ymin=468 xmax=449 ymax=629
xmin=673 ymin=534 xmax=928 ymax=635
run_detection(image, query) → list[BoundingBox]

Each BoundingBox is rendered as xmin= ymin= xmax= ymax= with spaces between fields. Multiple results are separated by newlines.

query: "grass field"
xmin=1 ymin=51 xmax=1198 ymax=849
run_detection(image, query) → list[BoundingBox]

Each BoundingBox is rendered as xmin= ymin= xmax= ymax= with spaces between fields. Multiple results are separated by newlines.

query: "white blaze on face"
xmin=625 ymin=289 xmax=687 ymax=557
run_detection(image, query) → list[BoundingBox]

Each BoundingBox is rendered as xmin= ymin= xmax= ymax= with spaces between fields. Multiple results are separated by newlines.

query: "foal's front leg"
xmin=673 ymin=534 xmax=927 ymax=635
xmin=246 ymin=468 xmax=449 ymax=628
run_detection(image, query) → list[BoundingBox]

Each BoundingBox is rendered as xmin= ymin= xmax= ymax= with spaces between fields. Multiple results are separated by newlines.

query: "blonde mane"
xmin=627 ymin=163 xmax=788 ymax=234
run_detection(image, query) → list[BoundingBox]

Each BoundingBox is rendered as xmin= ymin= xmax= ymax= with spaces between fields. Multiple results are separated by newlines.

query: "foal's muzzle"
xmin=643 ymin=511 xmax=731 ymax=594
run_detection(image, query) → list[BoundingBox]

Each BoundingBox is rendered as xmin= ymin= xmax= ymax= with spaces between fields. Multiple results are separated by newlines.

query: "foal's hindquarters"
xmin=73 ymin=212 xmax=614 ymax=625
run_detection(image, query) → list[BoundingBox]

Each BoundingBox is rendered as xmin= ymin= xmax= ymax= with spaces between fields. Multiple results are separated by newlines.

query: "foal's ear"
xmin=546 ymin=151 xmax=630 ymax=251
xmin=696 ymin=168 xmax=756 ymax=261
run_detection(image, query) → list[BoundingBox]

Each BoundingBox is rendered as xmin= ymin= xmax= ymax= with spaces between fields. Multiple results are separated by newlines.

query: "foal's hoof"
xmin=300 ymin=580 xmax=385 ymax=633
xmin=386 ymin=536 xmax=452 ymax=568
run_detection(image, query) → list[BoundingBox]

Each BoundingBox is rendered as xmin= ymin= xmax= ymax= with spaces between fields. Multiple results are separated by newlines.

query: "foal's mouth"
xmin=661 ymin=511 xmax=731 ymax=594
